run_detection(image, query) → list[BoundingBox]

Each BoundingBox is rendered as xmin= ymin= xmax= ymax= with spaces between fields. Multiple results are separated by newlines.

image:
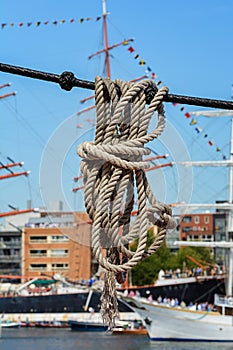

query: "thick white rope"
xmin=77 ymin=77 xmax=176 ymax=328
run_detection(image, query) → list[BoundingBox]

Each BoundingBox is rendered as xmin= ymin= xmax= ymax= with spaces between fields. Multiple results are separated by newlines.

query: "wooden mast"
xmin=102 ymin=0 xmax=111 ymax=78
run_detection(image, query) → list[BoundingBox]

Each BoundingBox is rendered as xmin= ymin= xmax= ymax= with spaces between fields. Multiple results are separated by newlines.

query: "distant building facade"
xmin=180 ymin=213 xmax=214 ymax=242
xmin=22 ymin=211 xmax=91 ymax=282
xmin=180 ymin=211 xmax=228 ymax=265
xmin=0 ymin=230 xmax=21 ymax=277
xmin=1 ymin=208 xmax=229 ymax=280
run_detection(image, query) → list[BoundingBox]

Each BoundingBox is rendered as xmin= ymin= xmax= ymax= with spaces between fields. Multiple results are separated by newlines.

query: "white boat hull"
xmin=0 ymin=322 xmax=20 ymax=328
xmin=135 ymin=302 xmax=233 ymax=342
xmin=0 ymin=311 xmax=138 ymax=324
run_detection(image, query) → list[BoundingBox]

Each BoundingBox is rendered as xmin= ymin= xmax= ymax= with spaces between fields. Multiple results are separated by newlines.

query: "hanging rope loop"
xmin=77 ymin=76 xmax=175 ymax=327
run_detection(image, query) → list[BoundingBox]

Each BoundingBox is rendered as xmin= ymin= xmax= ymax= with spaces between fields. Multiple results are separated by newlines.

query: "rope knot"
xmin=59 ymin=71 xmax=75 ymax=91
xmin=144 ymin=80 xmax=159 ymax=104
xmin=148 ymin=204 xmax=176 ymax=230
xmin=161 ymin=212 xmax=177 ymax=229
xmin=77 ymin=140 xmax=150 ymax=170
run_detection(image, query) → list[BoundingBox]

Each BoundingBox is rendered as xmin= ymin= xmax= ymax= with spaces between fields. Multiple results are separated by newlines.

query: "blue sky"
xmin=1 ymin=0 xmax=233 ymax=219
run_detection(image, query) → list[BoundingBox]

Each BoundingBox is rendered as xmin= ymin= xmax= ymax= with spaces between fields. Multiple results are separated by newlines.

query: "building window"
xmin=182 ymin=216 xmax=192 ymax=223
xmin=30 ymin=264 xmax=47 ymax=271
xmin=13 ymin=249 xmax=20 ymax=256
xmin=3 ymin=237 xmax=11 ymax=242
xmin=3 ymin=249 xmax=11 ymax=256
xmin=51 ymin=235 xmax=69 ymax=242
xmin=51 ymin=249 xmax=69 ymax=256
xmin=30 ymin=250 xmax=47 ymax=256
xmin=194 ymin=216 xmax=199 ymax=224
xmin=202 ymin=234 xmax=212 ymax=240
xmin=214 ymin=218 xmax=225 ymax=232
xmin=182 ymin=226 xmax=193 ymax=232
xmin=51 ymin=263 xmax=69 ymax=270
xmin=30 ymin=236 xmax=47 ymax=243
xmin=204 ymin=216 xmax=209 ymax=224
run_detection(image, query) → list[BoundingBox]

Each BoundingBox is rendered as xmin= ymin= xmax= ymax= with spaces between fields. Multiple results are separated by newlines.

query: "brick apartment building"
xmin=180 ymin=213 xmax=214 ymax=242
xmin=21 ymin=212 xmax=91 ymax=282
xmin=179 ymin=211 xmax=228 ymax=264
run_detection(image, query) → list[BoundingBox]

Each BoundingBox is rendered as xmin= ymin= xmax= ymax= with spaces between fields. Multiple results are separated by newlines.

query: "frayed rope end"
xmin=100 ymin=271 xmax=120 ymax=330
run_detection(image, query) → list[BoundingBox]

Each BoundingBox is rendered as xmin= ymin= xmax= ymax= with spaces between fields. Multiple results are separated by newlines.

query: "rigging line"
xmin=15 ymin=78 xmax=64 ymax=123
xmin=106 ymin=17 xmax=127 ymax=40
xmin=3 ymin=97 xmax=49 ymax=148
xmin=4 ymin=100 xmax=79 ymax=177
xmin=1 ymin=62 xmax=233 ymax=110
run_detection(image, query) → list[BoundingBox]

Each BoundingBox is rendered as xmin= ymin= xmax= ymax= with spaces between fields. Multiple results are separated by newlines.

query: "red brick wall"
xmin=180 ymin=213 xmax=213 ymax=241
xmin=22 ymin=223 xmax=91 ymax=282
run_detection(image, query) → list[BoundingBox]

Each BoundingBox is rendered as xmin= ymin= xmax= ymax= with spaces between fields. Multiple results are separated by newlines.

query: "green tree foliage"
xmin=131 ymin=243 xmax=172 ymax=286
xmin=131 ymin=230 xmax=215 ymax=286
xmin=176 ymin=246 xmax=215 ymax=270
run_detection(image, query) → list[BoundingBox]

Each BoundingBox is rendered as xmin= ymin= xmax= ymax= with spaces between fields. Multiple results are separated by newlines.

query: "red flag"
xmin=128 ymin=46 xmax=135 ymax=53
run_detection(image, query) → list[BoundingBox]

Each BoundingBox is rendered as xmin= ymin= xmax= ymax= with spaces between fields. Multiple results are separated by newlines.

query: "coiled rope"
xmin=78 ymin=76 xmax=176 ymax=328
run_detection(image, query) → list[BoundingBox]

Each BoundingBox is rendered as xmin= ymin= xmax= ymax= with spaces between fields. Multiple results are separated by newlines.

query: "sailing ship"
xmin=132 ymin=294 xmax=233 ymax=342
xmin=129 ymin=113 xmax=233 ymax=342
xmin=117 ymin=273 xmax=225 ymax=306
xmin=0 ymin=279 xmax=141 ymax=325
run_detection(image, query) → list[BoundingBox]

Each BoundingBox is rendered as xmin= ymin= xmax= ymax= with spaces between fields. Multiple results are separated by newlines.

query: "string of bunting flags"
xmin=1 ymin=15 xmax=103 ymax=29
xmin=125 ymin=43 xmax=227 ymax=160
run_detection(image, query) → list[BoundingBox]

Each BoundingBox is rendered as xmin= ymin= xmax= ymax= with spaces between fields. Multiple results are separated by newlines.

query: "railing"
xmin=215 ymin=294 xmax=233 ymax=307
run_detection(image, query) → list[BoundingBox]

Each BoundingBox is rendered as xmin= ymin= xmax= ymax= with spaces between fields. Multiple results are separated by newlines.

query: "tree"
xmin=176 ymin=246 xmax=215 ymax=272
xmin=131 ymin=243 xmax=173 ymax=286
xmin=130 ymin=231 xmax=216 ymax=286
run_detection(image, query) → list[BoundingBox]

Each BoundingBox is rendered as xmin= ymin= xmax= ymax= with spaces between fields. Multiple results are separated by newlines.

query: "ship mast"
xmin=228 ymin=118 xmax=233 ymax=204
xmin=227 ymin=118 xmax=233 ymax=295
xmin=102 ymin=0 xmax=111 ymax=78
xmin=175 ymin=110 xmax=233 ymax=296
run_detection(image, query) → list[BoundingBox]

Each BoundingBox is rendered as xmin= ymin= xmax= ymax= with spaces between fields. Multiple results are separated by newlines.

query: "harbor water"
xmin=1 ymin=328 xmax=233 ymax=350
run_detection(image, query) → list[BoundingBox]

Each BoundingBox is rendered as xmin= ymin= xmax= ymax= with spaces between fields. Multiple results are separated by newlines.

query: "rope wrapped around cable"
xmin=77 ymin=76 xmax=176 ymax=328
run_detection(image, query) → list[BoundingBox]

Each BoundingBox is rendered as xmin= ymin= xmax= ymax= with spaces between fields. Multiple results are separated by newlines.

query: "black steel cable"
xmin=1 ymin=62 xmax=233 ymax=110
